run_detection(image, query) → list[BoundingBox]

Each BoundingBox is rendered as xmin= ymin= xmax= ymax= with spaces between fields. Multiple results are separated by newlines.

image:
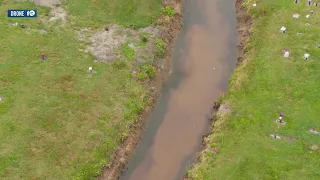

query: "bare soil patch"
xmin=19 ymin=0 xmax=67 ymax=24
xmin=48 ymin=6 xmax=67 ymax=22
xmin=18 ymin=0 xmax=61 ymax=7
xmin=235 ymin=0 xmax=252 ymax=65
xmin=311 ymin=145 xmax=320 ymax=151
xmin=98 ymin=0 xmax=183 ymax=180
xmin=82 ymin=25 xmax=161 ymax=63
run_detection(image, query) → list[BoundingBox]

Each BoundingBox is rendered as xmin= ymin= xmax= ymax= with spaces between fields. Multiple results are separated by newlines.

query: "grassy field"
xmin=188 ymin=0 xmax=320 ymax=179
xmin=65 ymin=0 xmax=162 ymax=28
xmin=0 ymin=0 xmax=162 ymax=179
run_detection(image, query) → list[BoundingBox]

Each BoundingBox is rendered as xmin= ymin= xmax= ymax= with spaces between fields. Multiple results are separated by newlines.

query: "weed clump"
xmin=140 ymin=33 xmax=148 ymax=43
xmin=155 ymin=38 xmax=167 ymax=56
xmin=121 ymin=42 xmax=136 ymax=60
xmin=112 ymin=60 xmax=127 ymax=69
xmin=163 ymin=6 xmax=176 ymax=16
xmin=137 ymin=63 xmax=155 ymax=80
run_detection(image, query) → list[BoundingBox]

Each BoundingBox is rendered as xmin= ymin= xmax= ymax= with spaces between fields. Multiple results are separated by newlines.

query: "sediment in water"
xmin=183 ymin=0 xmax=252 ymax=178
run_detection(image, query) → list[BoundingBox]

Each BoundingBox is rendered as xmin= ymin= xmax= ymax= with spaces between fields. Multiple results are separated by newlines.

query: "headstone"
xmin=282 ymin=50 xmax=290 ymax=58
xmin=270 ymin=134 xmax=281 ymax=139
xmin=293 ymin=13 xmax=300 ymax=18
xmin=280 ymin=26 xmax=287 ymax=33
xmin=304 ymin=53 xmax=310 ymax=60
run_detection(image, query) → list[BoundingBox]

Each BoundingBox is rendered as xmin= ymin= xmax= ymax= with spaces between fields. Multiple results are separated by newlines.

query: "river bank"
xmin=99 ymin=0 xmax=184 ymax=179
xmin=187 ymin=0 xmax=320 ymax=179
xmin=120 ymin=0 xmax=238 ymax=180
xmin=184 ymin=0 xmax=251 ymax=178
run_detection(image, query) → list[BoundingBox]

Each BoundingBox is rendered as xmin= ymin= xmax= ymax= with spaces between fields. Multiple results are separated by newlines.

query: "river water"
xmin=121 ymin=0 xmax=237 ymax=179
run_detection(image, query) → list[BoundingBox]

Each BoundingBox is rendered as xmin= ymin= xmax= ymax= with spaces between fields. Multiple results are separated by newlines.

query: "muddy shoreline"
xmin=182 ymin=0 xmax=252 ymax=179
xmin=98 ymin=0 xmax=184 ymax=179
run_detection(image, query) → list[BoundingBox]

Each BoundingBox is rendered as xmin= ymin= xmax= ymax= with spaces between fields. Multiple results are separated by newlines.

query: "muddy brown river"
xmin=120 ymin=0 xmax=237 ymax=179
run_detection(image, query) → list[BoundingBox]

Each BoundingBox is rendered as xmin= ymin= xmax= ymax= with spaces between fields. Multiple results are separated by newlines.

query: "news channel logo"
xmin=8 ymin=10 xmax=37 ymax=18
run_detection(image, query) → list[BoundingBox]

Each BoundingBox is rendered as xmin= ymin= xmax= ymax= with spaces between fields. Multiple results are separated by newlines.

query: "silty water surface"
xmin=121 ymin=0 xmax=237 ymax=179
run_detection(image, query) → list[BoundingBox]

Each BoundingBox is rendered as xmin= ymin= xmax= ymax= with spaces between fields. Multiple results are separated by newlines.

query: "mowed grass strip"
xmin=0 ymin=0 xmax=161 ymax=179
xmin=188 ymin=0 xmax=320 ymax=179
xmin=64 ymin=0 xmax=162 ymax=28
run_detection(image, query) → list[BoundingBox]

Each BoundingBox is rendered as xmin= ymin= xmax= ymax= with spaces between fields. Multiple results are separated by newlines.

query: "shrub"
xmin=163 ymin=6 xmax=176 ymax=16
xmin=137 ymin=63 xmax=155 ymax=80
xmin=155 ymin=38 xmax=167 ymax=56
xmin=121 ymin=42 xmax=135 ymax=60
xmin=140 ymin=33 xmax=148 ymax=43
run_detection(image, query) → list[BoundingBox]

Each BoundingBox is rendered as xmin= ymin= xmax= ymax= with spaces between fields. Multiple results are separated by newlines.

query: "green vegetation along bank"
xmin=188 ymin=0 xmax=320 ymax=179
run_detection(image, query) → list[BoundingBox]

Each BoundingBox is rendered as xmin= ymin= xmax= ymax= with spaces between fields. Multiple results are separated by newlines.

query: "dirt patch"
xmin=235 ymin=0 xmax=252 ymax=65
xmin=48 ymin=7 xmax=67 ymax=23
xmin=84 ymin=25 xmax=130 ymax=62
xmin=98 ymin=0 xmax=183 ymax=180
xmin=83 ymin=25 xmax=161 ymax=63
xmin=183 ymin=0 xmax=252 ymax=179
xmin=21 ymin=0 xmax=67 ymax=24
xmin=18 ymin=0 xmax=61 ymax=7
xmin=311 ymin=145 xmax=320 ymax=151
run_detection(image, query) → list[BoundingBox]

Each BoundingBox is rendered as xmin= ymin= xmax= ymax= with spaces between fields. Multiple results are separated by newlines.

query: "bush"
xmin=121 ymin=42 xmax=135 ymax=60
xmin=155 ymin=38 xmax=167 ymax=56
xmin=142 ymin=63 xmax=155 ymax=78
xmin=137 ymin=72 xmax=148 ymax=80
xmin=140 ymin=33 xmax=148 ymax=43
xmin=163 ymin=6 xmax=176 ymax=16
xmin=137 ymin=63 xmax=155 ymax=80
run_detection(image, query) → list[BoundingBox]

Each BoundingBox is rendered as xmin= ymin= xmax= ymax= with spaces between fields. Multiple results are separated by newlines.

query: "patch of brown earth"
xmin=311 ymin=145 xmax=320 ymax=151
xmin=235 ymin=0 xmax=252 ymax=65
xmin=183 ymin=0 xmax=252 ymax=179
xmin=17 ymin=0 xmax=61 ymax=7
xmin=48 ymin=7 xmax=67 ymax=23
xmin=98 ymin=0 xmax=183 ymax=180
xmin=83 ymin=25 xmax=161 ymax=63
xmin=22 ymin=0 xmax=68 ymax=25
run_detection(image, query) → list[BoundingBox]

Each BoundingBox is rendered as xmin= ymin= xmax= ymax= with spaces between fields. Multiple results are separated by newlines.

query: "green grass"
xmin=137 ymin=63 xmax=156 ymax=80
xmin=162 ymin=6 xmax=176 ymax=16
xmin=188 ymin=0 xmax=320 ymax=179
xmin=155 ymin=38 xmax=167 ymax=56
xmin=0 ymin=0 xmax=161 ymax=179
xmin=63 ymin=0 xmax=162 ymax=28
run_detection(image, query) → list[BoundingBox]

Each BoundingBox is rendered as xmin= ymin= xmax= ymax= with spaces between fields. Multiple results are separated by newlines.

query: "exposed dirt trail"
xmin=121 ymin=0 xmax=237 ymax=180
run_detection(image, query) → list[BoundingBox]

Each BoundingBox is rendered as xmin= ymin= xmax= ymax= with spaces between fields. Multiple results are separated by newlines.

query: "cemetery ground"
xmin=187 ymin=0 xmax=320 ymax=179
xmin=0 ymin=0 xmax=181 ymax=179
